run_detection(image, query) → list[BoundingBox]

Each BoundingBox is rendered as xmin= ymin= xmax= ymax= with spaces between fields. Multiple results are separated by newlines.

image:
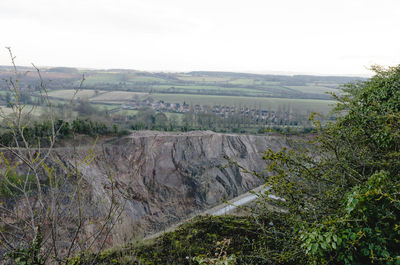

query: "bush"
xmin=261 ymin=65 xmax=400 ymax=264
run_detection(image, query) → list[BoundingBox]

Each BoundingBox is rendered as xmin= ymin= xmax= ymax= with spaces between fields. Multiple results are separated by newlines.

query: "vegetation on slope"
xmin=69 ymin=215 xmax=292 ymax=265
xmin=0 ymin=49 xmax=125 ymax=265
xmin=258 ymin=65 xmax=400 ymax=264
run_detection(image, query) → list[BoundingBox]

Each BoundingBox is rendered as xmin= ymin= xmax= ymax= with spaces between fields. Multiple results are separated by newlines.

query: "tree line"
xmin=0 ymin=118 xmax=123 ymax=147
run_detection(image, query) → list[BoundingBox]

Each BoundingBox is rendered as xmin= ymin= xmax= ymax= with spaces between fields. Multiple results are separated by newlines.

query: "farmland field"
xmin=128 ymin=76 xmax=167 ymax=83
xmin=150 ymin=93 xmax=335 ymax=114
xmin=286 ymin=85 xmax=340 ymax=95
xmin=151 ymin=85 xmax=268 ymax=95
xmin=0 ymin=105 xmax=49 ymax=120
xmin=176 ymin=75 xmax=231 ymax=82
xmin=47 ymin=89 xmax=148 ymax=102
xmin=48 ymin=89 xmax=101 ymax=100
xmin=90 ymin=91 xmax=148 ymax=101
xmin=82 ymin=73 xmax=125 ymax=85
xmin=92 ymin=103 xmax=122 ymax=110
xmin=45 ymin=88 xmax=336 ymax=114
xmin=0 ymin=67 xmax=365 ymax=122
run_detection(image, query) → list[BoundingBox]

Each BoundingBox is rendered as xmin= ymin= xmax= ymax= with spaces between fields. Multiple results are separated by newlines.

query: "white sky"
xmin=1 ymin=0 xmax=400 ymax=76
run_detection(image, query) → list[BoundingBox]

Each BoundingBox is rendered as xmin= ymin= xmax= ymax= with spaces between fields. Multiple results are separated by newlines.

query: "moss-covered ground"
xmin=69 ymin=214 xmax=282 ymax=265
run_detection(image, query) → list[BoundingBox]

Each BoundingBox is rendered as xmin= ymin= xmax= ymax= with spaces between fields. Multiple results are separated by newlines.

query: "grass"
xmin=70 ymin=215 xmax=268 ymax=265
xmin=43 ymin=86 xmax=337 ymax=116
xmin=0 ymin=105 xmax=48 ymax=121
xmin=176 ymin=75 xmax=231 ymax=82
xmin=151 ymin=84 xmax=266 ymax=95
xmin=115 ymin=109 xmax=139 ymax=115
xmin=83 ymin=73 xmax=172 ymax=85
xmin=83 ymin=73 xmax=125 ymax=85
xmin=229 ymin=78 xmax=262 ymax=85
xmin=164 ymin=112 xmax=184 ymax=122
xmin=0 ymin=106 xmax=15 ymax=116
xmin=92 ymin=103 xmax=122 ymax=110
xmin=128 ymin=76 xmax=167 ymax=83
xmin=90 ymin=91 xmax=148 ymax=101
xmin=48 ymin=89 xmax=101 ymax=100
xmin=47 ymin=90 xmax=148 ymax=102
xmin=286 ymin=84 xmax=340 ymax=95
xmin=0 ymin=91 xmax=9 ymax=97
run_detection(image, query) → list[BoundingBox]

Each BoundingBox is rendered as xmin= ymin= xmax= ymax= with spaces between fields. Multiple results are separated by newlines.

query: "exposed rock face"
xmin=56 ymin=131 xmax=288 ymax=244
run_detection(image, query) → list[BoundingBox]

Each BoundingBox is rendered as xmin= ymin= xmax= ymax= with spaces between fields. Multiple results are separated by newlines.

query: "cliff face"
xmin=56 ymin=131 xmax=288 ymax=244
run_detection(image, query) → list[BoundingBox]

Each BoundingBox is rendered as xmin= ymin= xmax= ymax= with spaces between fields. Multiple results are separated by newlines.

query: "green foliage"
xmin=0 ymin=118 xmax=117 ymax=147
xmin=300 ymin=171 xmax=400 ymax=265
xmin=7 ymin=232 xmax=45 ymax=265
xmin=260 ymin=65 xmax=400 ymax=264
xmin=70 ymin=215 xmax=285 ymax=265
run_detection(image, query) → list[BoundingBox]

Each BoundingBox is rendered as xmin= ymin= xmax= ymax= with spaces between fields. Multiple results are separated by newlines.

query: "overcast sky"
xmin=1 ymin=0 xmax=400 ymax=76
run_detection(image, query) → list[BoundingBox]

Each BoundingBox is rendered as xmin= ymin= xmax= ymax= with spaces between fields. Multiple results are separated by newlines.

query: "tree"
xmin=257 ymin=65 xmax=400 ymax=264
xmin=0 ymin=48 xmax=124 ymax=264
xmin=75 ymin=99 xmax=98 ymax=116
xmin=154 ymin=112 xmax=168 ymax=130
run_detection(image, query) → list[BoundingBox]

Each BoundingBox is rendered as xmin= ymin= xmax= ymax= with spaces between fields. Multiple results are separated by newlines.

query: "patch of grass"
xmin=176 ymin=75 xmax=231 ymax=82
xmin=92 ymin=103 xmax=121 ymax=111
xmin=164 ymin=112 xmax=184 ymax=122
xmin=229 ymin=78 xmax=260 ymax=85
xmin=128 ymin=76 xmax=167 ymax=83
xmin=115 ymin=109 xmax=139 ymax=115
xmin=48 ymin=89 xmax=100 ymax=100
xmin=286 ymin=84 xmax=340 ymax=95
xmin=90 ymin=91 xmax=148 ymax=101
xmin=70 ymin=215 xmax=274 ymax=265
xmin=83 ymin=73 xmax=125 ymax=85
xmin=149 ymin=85 xmax=280 ymax=98
xmin=0 ymin=105 xmax=46 ymax=120
xmin=153 ymin=84 xmax=265 ymax=93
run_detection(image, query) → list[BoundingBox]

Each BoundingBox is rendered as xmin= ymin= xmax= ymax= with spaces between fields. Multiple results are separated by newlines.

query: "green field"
xmin=0 ymin=69 xmax=363 ymax=122
xmin=90 ymin=91 xmax=148 ymax=101
xmin=114 ymin=109 xmax=139 ymax=115
xmin=45 ymin=88 xmax=336 ymax=115
xmin=229 ymin=78 xmax=275 ymax=86
xmin=69 ymin=70 xmax=356 ymax=99
xmin=48 ymin=89 xmax=101 ymax=100
xmin=82 ymin=73 xmax=125 ymax=85
xmin=286 ymin=84 xmax=340 ymax=95
xmin=47 ymin=90 xmax=148 ymax=102
xmin=151 ymin=93 xmax=335 ymax=114
xmin=92 ymin=103 xmax=121 ymax=110
xmin=164 ymin=112 xmax=184 ymax=122
xmin=176 ymin=75 xmax=231 ymax=82
xmin=151 ymin=84 xmax=267 ymax=95
xmin=128 ymin=76 xmax=166 ymax=83
xmin=0 ymin=105 xmax=51 ymax=120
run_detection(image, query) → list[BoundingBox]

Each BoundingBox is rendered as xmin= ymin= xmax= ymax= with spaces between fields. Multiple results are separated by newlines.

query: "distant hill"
xmin=47 ymin=67 xmax=79 ymax=74
xmin=188 ymin=71 xmax=366 ymax=84
xmin=0 ymin=65 xmax=367 ymax=101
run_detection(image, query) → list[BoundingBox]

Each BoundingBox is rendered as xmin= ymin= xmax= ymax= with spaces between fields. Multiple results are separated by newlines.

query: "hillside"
xmin=0 ymin=131 xmax=289 ymax=254
xmin=65 ymin=131 xmax=288 ymax=243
